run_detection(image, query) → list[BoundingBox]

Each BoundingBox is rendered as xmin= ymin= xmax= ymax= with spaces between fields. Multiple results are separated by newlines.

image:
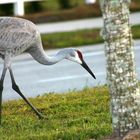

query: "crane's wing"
xmin=0 ymin=17 xmax=37 ymax=50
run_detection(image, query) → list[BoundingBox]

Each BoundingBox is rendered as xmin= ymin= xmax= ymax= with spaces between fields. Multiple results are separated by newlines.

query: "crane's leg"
xmin=9 ymin=68 xmax=45 ymax=119
xmin=0 ymin=67 xmax=7 ymax=125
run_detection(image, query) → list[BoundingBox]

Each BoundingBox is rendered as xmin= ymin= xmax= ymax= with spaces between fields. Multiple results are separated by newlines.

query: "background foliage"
xmin=0 ymin=0 xmax=139 ymax=24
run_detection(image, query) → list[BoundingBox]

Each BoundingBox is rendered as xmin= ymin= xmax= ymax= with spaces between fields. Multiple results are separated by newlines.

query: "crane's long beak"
xmin=81 ymin=60 xmax=96 ymax=79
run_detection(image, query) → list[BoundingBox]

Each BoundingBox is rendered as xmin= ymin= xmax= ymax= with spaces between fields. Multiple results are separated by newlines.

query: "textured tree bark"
xmin=99 ymin=0 xmax=140 ymax=137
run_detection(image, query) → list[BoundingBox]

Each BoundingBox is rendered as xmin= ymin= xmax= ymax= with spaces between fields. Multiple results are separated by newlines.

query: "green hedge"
xmin=0 ymin=4 xmax=13 ymax=16
xmin=40 ymin=24 xmax=140 ymax=50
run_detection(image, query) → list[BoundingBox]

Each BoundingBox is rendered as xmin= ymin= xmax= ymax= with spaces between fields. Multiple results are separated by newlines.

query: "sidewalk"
xmin=37 ymin=12 xmax=140 ymax=34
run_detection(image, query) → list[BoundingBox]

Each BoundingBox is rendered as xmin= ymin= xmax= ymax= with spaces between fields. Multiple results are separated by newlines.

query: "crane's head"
xmin=66 ymin=49 xmax=96 ymax=79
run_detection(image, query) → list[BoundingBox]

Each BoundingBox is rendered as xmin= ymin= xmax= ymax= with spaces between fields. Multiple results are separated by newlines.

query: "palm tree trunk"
xmin=99 ymin=0 xmax=140 ymax=137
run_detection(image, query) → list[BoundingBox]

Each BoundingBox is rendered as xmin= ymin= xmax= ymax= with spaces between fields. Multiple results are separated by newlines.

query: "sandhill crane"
xmin=0 ymin=17 xmax=96 ymax=124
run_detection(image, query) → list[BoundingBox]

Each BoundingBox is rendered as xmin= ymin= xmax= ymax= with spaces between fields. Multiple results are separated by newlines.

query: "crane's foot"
xmin=11 ymin=83 xmax=47 ymax=119
xmin=9 ymin=68 xmax=49 ymax=122
xmin=37 ymin=113 xmax=48 ymax=120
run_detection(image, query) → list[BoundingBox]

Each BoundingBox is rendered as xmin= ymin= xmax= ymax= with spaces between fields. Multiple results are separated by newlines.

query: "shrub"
xmin=58 ymin=0 xmax=72 ymax=9
xmin=0 ymin=4 xmax=13 ymax=16
xmin=25 ymin=2 xmax=44 ymax=14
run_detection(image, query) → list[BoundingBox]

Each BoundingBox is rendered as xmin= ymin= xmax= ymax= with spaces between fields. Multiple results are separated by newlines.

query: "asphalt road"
xmin=1 ymin=40 xmax=140 ymax=101
xmin=37 ymin=12 xmax=140 ymax=33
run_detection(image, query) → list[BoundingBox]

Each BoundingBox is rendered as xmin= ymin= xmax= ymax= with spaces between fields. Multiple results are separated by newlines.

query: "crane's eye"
xmin=77 ymin=50 xmax=83 ymax=60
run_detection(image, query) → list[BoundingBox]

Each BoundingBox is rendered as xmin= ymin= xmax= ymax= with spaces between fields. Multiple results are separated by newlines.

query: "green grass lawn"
xmin=41 ymin=24 xmax=140 ymax=50
xmin=0 ymin=86 xmax=112 ymax=140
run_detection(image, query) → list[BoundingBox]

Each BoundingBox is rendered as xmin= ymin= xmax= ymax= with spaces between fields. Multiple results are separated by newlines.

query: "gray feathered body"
xmin=0 ymin=17 xmax=46 ymax=66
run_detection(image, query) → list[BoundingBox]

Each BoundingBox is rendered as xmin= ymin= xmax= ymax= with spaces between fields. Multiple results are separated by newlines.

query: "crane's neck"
xmin=29 ymin=47 xmax=66 ymax=65
xmin=41 ymin=50 xmax=65 ymax=65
